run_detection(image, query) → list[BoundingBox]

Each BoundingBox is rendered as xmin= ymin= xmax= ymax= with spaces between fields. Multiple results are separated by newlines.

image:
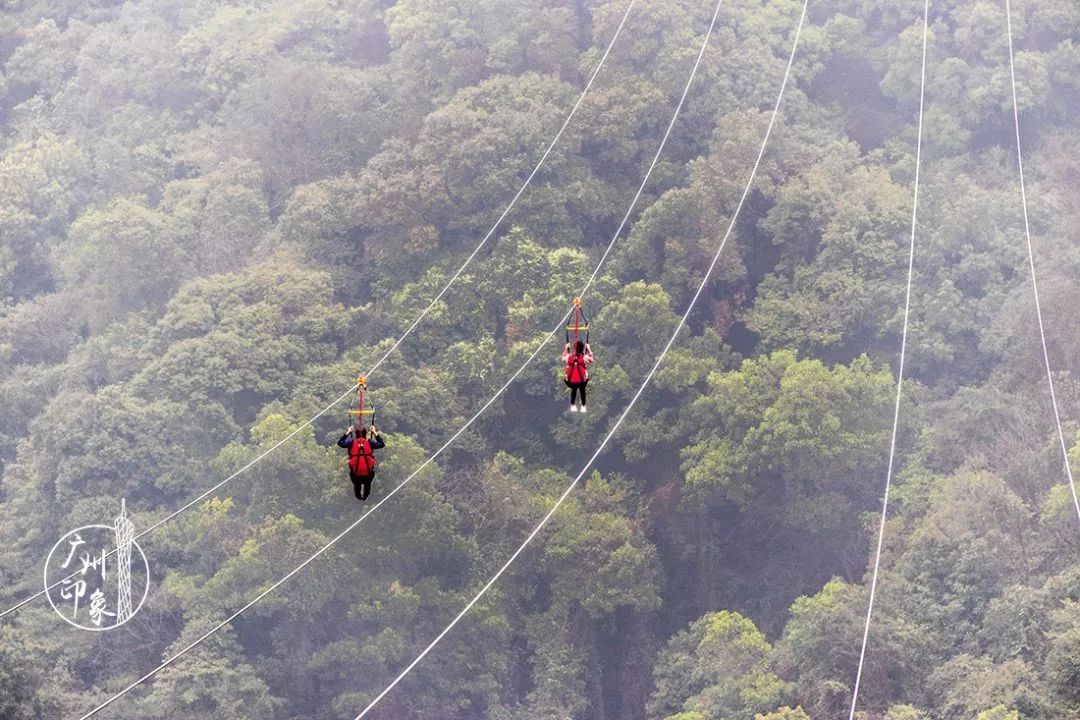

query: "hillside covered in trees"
xmin=0 ymin=0 xmax=1079 ymax=718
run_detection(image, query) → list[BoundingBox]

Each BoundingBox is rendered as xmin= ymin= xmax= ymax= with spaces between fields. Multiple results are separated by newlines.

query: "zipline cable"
xmin=847 ymin=0 xmax=929 ymax=718
xmin=1004 ymin=0 xmax=1080 ymax=525
xmin=354 ymin=0 xmax=809 ymax=716
xmin=0 ymin=0 xmax=639 ymax=623
xmin=75 ymin=0 xmax=738 ymax=713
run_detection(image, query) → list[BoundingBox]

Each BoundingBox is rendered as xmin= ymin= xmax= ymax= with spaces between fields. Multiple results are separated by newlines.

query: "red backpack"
xmin=565 ymin=353 xmax=587 ymax=383
xmin=348 ymin=438 xmax=376 ymax=478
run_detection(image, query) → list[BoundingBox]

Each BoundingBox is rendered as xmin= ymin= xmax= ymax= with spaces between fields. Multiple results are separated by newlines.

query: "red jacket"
xmin=562 ymin=347 xmax=594 ymax=383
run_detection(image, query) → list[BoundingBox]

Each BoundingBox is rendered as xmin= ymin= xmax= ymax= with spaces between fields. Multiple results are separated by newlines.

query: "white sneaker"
xmin=569 ymin=404 xmax=578 ymax=413
xmin=579 ymin=405 xmax=587 ymax=414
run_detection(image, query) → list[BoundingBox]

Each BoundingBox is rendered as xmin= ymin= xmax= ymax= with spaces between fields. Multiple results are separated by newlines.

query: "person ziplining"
xmin=337 ymin=376 xmax=385 ymax=501
xmin=562 ymin=298 xmax=594 ymax=413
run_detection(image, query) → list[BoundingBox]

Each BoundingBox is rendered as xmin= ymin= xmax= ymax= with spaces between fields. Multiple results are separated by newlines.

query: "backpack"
xmin=565 ymin=353 xmax=587 ymax=383
xmin=348 ymin=438 xmax=376 ymax=479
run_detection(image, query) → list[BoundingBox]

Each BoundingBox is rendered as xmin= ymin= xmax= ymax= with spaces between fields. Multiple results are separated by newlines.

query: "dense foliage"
xmin=0 ymin=0 xmax=1078 ymax=718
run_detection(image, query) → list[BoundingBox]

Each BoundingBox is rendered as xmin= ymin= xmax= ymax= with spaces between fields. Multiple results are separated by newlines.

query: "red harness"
xmin=565 ymin=354 xmax=587 ymax=384
xmin=348 ymin=438 xmax=376 ymax=478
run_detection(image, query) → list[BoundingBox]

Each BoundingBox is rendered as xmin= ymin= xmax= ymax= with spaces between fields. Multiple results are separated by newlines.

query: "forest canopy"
xmin=0 ymin=0 xmax=1078 ymax=719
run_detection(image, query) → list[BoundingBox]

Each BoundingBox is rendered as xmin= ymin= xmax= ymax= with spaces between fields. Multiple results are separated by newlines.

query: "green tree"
xmin=755 ymin=708 xmax=812 ymax=720
xmin=131 ymin=254 xmax=346 ymax=420
xmin=1044 ymin=600 xmax=1080 ymax=706
xmin=0 ymin=132 xmax=89 ymax=300
xmin=161 ymin=159 xmax=271 ymax=276
xmin=893 ymin=472 xmax=1037 ymax=648
xmin=884 ymin=705 xmax=929 ymax=720
xmin=976 ymin=706 xmax=1021 ymax=720
xmin=0 ymin=646 xmax=36 ymax=720
xmin=59 ymin=195 xmax=182 ymax=327
xmin=683 ymin=351 xmax=892 ymax=517
xmin=133 ymin=632 xmax=282 ymax=720
xmin=649 ymin=611 xmax=792 ymax=720
xmin=928 ymin=655 xmax=1057 ymax=720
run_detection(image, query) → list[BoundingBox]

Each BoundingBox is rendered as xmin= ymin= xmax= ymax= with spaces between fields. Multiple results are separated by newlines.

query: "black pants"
xmin=565 ymin=379 xmax=588 ymax=405
xmin=350 ymin=472 xmax=374 ymax=501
